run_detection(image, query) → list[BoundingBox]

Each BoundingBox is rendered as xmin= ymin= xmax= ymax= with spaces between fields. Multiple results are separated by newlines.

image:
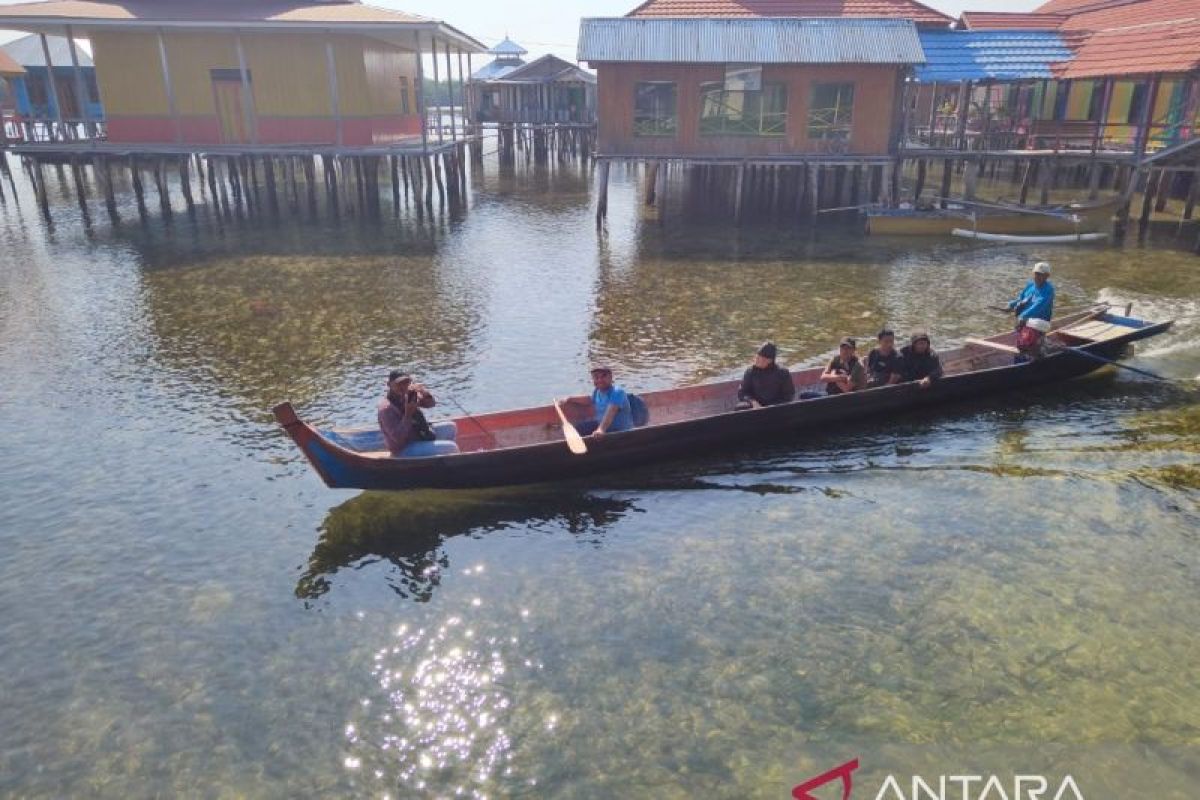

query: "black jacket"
xmin=738 ymin=364 xmax=796 ymax=406
xmin=899 ymin=344 xmax=943 ymax=382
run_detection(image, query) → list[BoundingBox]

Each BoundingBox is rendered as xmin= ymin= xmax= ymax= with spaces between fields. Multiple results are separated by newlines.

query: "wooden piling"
xmin=179 ymin=156 xmax=195 ymax=210
xmin=96 ymin=155 xmax=118 ymax=219
xmin=69 ymin=157 xmax=90 ymax=221
xmin=1138 ymin=168 xmax=1163 ymax=240
xmin=153 ymin=158 xmax=172 ymax=216
xmin=939 ymin=159 xmax=952 ymax=209
xmin=734 ymin=162 xmax=746 ymax=225
xmin=130 ymin=158 xmax=148 ymax=219
xmin=389 ymin=155 xmax=401 ymax=211
xmin=914 ymin=159 xmax=927 ymax=202
xmin=595 ymin=160 xmax=610 ymax=224
xmin=808 ymin=165 xmax=820 ymax=226
xmin=1184 ymin=169 xmax=1199 ymax=220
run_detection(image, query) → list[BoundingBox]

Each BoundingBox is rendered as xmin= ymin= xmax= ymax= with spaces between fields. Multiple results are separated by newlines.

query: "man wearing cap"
xmin=1007 ymin=262 xmax=1055 ymax=326
xmin=820 ymin=337 xmax=868 ymax=395
xmin=377 ymin=370 xmax=459 ymax=457
xmin=900 ymin=332 xmax=944 ymax=389
xmin=569 ymin=366 xmax=634 ymax=438
xmin=736 ymin=342 xmax=796 ymax=410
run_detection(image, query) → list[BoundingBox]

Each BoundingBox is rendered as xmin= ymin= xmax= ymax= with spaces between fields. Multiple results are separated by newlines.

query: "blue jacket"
xmin=1008 ymin=280 xmax=1055 ymax=322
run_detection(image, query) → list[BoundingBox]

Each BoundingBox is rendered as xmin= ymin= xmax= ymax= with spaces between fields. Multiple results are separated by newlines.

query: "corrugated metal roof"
xmin=488 ymin=37 xmax=528 ymax=56
xmin=499 ymin=55 xmax=596 ymax=84
xmin=471 ymin=59 xmax=524 ymax=81
xmin=578 ymin=17 xmax=925 ymax=64
xmin=627 ymin=0 xmax=954 ymax=26
xmin=915 ymin=29 xmax=1072 ymax=81
xmin=1 ymin=34 xmax=94 ymax=68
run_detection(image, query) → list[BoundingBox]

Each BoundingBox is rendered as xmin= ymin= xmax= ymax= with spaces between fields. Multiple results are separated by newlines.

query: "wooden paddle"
xmin=553 ymin=399 xmax=588 ymax=455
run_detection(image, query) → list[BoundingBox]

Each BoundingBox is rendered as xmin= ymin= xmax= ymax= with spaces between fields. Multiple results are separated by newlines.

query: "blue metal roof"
xmin=915 ymin=30 xmax=1073 ymax=82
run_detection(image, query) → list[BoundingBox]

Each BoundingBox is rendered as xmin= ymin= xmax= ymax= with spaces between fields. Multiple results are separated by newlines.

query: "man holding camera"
xmin=377 ymin=370 xmax=459 ymax=457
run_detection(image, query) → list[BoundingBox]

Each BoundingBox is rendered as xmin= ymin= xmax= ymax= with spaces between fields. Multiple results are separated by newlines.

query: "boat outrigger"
xmin=865 ymin=198 xmax=1116 ymax=237
xmin=274 ymin=306 xmax=1172 ymax=491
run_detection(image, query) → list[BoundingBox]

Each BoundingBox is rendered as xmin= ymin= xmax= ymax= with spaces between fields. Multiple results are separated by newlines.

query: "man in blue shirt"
xmin=1007 ymin=261 xmax=1055 ymax=326
xmin=572 ymin=366 xmax=633 ymax=438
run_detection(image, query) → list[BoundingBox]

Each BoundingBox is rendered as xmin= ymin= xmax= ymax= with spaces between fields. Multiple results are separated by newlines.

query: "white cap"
xmin=1032 ymin=262 xmax=1051 ymax=275
xmin=1026 ymin=317 xmax=1052 ymax=333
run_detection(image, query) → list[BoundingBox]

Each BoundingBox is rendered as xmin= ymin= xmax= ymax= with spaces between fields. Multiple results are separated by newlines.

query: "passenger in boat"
xmin=572 ymin=366 xmax=633 ymax=438
xmin=900 ymin=332 xmax=944 ymax=389
xmin=866 ymin=328 xmax=905 ymax=388
xmin=736 ymin=342 xmax=796 ymax=409
xmin=377 ymin=370 xmax=460 ymax=457
xmin=820 ymin=337 xmax=868 ymax=395
xmin=1007 ymin=261 xmax=1055 ymax=326
xmin=1015 ymin=316 xmax=1052 ymax=363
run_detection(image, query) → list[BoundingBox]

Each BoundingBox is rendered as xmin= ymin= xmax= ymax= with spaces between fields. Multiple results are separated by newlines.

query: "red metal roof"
xmin=1053 ymin=0 xmax=1200 ymax=29
xmin=959 ymin=11 xmax=1067 ymax=29
xmin=0 ymin=0 xmax=431 ymax=25
xmin=0 ymin=50 xmax=26 ymax=76
xmin=626 ymin=0 xmax=954 ymax=26
xmin=1057 ymin=17 xmax=1200 ymax=77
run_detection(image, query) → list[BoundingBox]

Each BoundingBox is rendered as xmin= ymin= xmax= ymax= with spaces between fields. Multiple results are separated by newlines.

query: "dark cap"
xmin=387 ymin=369 xmax=412 ymax=384
xmin=910 ymin=331 xmax=931 ymax=346
xmin=877 ymin=327 xmax=895 ymax=339
xmin=840 ymin=336 xmax=857 ymax=349
xmin=589 ymin=365 xmax=612 ymax=375
xmin=757 ymin=342 xmax=778 ymax=360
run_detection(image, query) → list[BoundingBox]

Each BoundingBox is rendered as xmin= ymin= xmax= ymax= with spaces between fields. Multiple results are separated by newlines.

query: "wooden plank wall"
xmin=594 ymin=62 xmax=902 ymax=157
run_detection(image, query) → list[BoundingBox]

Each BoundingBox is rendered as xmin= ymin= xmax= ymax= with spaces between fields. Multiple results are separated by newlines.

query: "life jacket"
xmin=628 ymin=394 xmax=650 ymax=427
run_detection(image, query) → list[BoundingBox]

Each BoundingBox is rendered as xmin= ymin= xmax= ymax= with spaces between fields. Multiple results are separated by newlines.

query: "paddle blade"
xmin=553 ymin=400 xmax=588 ymax=455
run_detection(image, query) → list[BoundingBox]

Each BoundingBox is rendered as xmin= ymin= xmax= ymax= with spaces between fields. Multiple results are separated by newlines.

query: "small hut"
xmin=471 ymin=50 xmax=596 ymax=124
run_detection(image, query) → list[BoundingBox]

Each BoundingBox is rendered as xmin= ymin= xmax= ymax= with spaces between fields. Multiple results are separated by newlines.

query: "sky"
xmin=0 ymin=0 xmax=1046 ymax=61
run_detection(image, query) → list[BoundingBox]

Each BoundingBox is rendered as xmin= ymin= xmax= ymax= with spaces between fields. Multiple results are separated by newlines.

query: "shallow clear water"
xmin=0 ymin=153 xmax=1197 ymax=798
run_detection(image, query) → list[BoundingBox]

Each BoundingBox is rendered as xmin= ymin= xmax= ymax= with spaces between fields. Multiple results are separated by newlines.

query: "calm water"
xmin=0 ymin=152 xmax=1197 ymax=799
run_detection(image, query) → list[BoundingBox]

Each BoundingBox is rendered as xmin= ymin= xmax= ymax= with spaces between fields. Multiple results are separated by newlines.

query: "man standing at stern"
xmin=1007 ymin=261 xmax=1055 ymax=326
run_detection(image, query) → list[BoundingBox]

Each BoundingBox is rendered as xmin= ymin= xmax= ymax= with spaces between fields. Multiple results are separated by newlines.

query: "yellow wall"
xmin=90 ymin=30 xmax=415 ymax=118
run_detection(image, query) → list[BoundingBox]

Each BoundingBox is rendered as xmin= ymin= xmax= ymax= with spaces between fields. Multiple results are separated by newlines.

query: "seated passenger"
xmin=573 ymin=366 xmax=633 ymax=438
xmin=866 ymin=328 xmax=905 ymax=388
xmin=377 ymin=370 xmax=459 ymax=457
xmin=900 ymin=331 xmax=944 ymax=389
xmin=1015 ymin=316 xmax=1051 ymax=363
xmin=820 ymin=337 xmax=868 ymax=395
xmin=736 ymin=342 xmax=795 ymax=410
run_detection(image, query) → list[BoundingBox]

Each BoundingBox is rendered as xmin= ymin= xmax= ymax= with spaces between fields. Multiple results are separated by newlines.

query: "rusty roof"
xmin=959 ymin=11 xmax=1068 ymax=29
xmin=0 ymin=50 xmax=26 ymax=76
xmin=626 ymin=0 xmax=954 ymax=26
xmin=0 ymin=0 xmax=486 ymax=51
xmin=1057 ymin=17 xmax=1200 ymax=77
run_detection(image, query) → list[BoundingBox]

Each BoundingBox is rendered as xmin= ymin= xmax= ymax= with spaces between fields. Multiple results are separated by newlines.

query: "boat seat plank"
xmin=1057 ymin=320 xmax=1135 ymax=343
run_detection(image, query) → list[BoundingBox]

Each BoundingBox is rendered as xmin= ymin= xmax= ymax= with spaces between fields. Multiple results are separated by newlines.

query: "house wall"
xmin=90 ymin=31 xmax=420 ymax=145
xmin=595 ymin=62 xmax=903 ymax=157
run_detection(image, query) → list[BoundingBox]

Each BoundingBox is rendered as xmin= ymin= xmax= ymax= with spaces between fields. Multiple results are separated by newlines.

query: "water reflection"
xmin=298 ymin=489 xmax=637 ymax=602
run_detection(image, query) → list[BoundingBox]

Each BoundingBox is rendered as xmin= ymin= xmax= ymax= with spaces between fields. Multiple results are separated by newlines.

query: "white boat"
xmin=951 ymin=228 xmax=1109 ymax=244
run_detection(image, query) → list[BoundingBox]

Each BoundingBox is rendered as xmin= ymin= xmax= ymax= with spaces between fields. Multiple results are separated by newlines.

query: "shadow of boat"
xmin=297 ymin=487 xmax=637 ymax=602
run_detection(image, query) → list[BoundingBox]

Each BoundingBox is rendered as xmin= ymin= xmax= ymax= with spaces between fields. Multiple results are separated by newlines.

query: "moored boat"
xmin=274 ymin=306 xmax=1172 ymax=491
xmin=866 ymin=198 xmax=1116 ymax=237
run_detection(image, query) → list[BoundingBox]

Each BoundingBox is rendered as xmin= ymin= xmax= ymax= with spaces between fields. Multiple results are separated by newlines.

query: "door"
xmin=211 ymin=70 xmax=251 ymax=144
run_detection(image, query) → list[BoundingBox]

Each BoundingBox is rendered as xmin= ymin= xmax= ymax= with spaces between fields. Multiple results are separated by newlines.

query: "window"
xmin=399 ymin=76 xmax=411 ymax=114
xmin=699 ymin=82 xmax=787 ymax=136
xmin=1127 ymin=81 xmax=1149 ymax=124
xmin=808 ymin=83 xmax=854 ymax=141
xmin=634 ymin=82 xmax=676 ymax=137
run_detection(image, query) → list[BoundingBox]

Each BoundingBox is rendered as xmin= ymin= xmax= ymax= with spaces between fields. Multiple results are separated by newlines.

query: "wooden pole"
xmin=431 ymin=38 xmax=444 ymax=145
xmin=38 ymin=34 xmax=65 ymax=141
xmin=734 ymin=162 xmax=746 ymax=225
xmin=97 ymin=155 xmax=118 ymax=218
xmin=65 ymin=26 xmax=93 ymax=139
xmin=939 ymin=159 xmax=952 ymax=208
xmin=444 ymin=43 xmax=457 ymax=142
xmin=1183 ymin=167 xmax=1199 ymax=220
xmin=415 ymin=31 xmax=428 ymax=154
xmin=156 ymin=28 xmax=182 ymax=144
xmin=325 ymin=36 xmax=343 ymax=147
xmin=808 ymin=164 xmax=820 ymax=225
xmin=153 ymin=158 xmax=172 ymax=216
xmin=1138 ymin=168 xmax=1162 ymax=239
xmin=595 ymin=159 xmax=609 ymax=224
xmin=179 ymin=156 xmax=195 ymax=210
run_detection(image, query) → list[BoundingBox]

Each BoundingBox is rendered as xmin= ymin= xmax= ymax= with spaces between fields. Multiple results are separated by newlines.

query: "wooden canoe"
xmin=866 ymin=198 xmax=1116 ymax=237
xmin=274 ymin=307 xmax=1172 ymax=491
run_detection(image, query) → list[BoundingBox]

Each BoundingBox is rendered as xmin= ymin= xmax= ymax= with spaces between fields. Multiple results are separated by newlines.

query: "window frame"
xmin=633 ymin=81 xmax=677 ymax=138
xmin=698 ymin=81 xmax=788 ymax=137
xmin=807 ymin=82 xmax=855 ymax=142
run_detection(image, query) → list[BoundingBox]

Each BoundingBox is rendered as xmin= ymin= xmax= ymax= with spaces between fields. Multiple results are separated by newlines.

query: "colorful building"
xmin=578 ymin=16 xmax=929 ymax=159
xmin=0 ymin=34 xmax=102 ymax=137
xmin=0 ymin=0 xmax=485 ymax=149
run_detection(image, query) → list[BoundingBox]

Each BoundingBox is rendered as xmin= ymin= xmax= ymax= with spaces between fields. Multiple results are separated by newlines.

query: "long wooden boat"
xmin=866 ymin=198 xmax=1115 ymax=237
xmin=274 ymin=307 xmax=1171 ymax=491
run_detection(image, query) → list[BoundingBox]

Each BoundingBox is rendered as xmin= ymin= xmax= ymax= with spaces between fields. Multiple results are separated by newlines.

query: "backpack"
xmin=628 ymin=393 xmax=650 ymax=427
